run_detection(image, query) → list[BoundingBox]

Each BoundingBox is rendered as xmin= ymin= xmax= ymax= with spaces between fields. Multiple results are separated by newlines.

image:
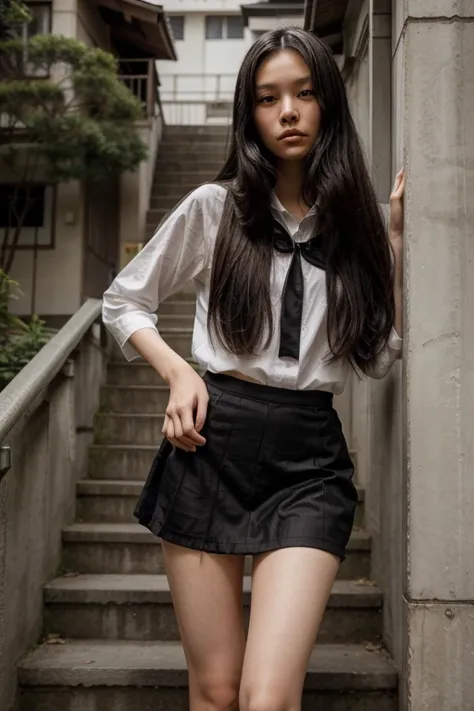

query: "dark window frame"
xmin=0 ymin=182 xmax=56 ymax=250
xmin=169 ymin=15 xmax=185 ymax=41
xmin=205 ymin=15 xmax=244 ymax=40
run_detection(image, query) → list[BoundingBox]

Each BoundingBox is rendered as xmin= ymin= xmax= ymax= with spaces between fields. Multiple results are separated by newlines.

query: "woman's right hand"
xmin=162 ymin=363 xmax=209 ymax=452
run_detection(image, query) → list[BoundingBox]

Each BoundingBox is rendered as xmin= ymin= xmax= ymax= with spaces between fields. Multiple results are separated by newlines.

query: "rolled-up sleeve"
xmin=366 ymin=326 xmax=403 ymax=380
xmin=102 ymin=183 xmax=222 ymax=361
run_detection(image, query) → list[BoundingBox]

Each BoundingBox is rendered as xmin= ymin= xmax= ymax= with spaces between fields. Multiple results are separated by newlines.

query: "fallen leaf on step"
xmin=365 ymin=642 xmax=383 ymax=652
xmin=45 ymin=634 xmax=66 ymax=645
xmin=355 ymin=578 xmax=377 ymax=586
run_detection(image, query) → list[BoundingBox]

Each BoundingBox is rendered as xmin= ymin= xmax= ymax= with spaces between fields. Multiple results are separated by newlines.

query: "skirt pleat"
xmin=134 ymin=372 xmax=358 ymax=561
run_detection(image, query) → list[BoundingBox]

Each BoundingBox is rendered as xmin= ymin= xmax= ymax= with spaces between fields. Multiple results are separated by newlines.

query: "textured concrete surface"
xmin=0 ymin=336 xmax=108 ymax=711
xmin=18 ymin=640 xmax=397 ymax=690
xmin=43 ymin=574 xmax=383 ymax=644
xmin=405 ymin=0 xmax=473 ymax=17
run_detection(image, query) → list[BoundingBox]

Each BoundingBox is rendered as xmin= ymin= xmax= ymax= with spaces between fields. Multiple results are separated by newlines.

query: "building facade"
xmin=304 ymin=1 xmax=474 ymax=708
xmin=1 ymin=0 xmax=175 ymax=321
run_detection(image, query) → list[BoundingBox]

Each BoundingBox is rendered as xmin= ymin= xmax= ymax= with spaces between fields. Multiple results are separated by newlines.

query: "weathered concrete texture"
xmin=405 ymin=0 xmax=474 ymax=17
xmin=87 ymin=445 xmax=156 ymax=479
xmin=406 ymin=603 xmax=474 ymax=709
xmin=0 ymin=335 xmax=108 ymax=711
xmin=18 ymin=639 xmax=397 ymax=689
xmin=405 ymin=18 xmax=474 ymax=602
xmin=43 ymin=574 xmax=383 ymax=644
xmin=60 ymin=523 xmax=372 ymax=579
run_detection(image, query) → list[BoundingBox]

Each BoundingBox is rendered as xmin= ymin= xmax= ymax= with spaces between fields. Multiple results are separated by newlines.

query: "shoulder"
xmin=178 ymin=182 xmax=228 ymax=221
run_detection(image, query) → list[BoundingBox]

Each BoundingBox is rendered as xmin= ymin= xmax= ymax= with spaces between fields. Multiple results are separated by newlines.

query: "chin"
xmin=275 ymin=146 xmax=310 ymax=161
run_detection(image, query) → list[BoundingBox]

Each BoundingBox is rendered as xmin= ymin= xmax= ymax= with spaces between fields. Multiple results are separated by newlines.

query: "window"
xmin=21 ymin=2 xmax=51 ymax=76
xmin=205 ymin=16 xmax=223 ymax=40
xmin=226 ymin=16 xmax=244 ymax=39
xmin=24 ymin=3 xmax=51 ymax=39
xmin=169 ymin=15 xmax=185 ymax=41
xmin=0 ymin=184 xmax=55 ymax=248
xmin=205 ymin=15 xmax=244 ymax=40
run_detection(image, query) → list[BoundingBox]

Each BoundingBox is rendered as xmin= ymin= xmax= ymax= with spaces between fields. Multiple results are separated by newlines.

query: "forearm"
xmin=128 ymin=328 xmax=190 ymax=384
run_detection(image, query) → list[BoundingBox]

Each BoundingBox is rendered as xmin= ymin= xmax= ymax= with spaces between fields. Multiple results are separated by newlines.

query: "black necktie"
xmin=273 ymin=219 xmax=326 ymax=361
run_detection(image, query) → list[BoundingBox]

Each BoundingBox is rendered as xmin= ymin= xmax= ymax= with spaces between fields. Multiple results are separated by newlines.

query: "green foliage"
xmin=0 ymin=270 xmax=49 ymax=391
xmin=0 ymin=17 xmax=149 ymax=271
xmin=0 ymin=1 xmax=29 ymax=40
xmin=0 ymin=34 xmax=148 ymax=182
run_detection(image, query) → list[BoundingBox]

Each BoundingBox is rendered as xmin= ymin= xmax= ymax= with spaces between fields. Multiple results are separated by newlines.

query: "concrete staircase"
xmin=17 ymin=126 xmax=398 ymax=710
xmin=146 ymin=125 xmax=230 ymax=242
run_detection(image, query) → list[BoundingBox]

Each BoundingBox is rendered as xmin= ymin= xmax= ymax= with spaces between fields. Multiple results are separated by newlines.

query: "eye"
xmin=257 ymin=95 xmax=276 ymax=104
xmin=299 ymin=89 xmax=316 ymax=98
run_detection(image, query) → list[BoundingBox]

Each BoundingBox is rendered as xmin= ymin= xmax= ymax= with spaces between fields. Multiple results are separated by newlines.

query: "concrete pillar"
xmin=399 ymin=1 xmax=474 ymax=707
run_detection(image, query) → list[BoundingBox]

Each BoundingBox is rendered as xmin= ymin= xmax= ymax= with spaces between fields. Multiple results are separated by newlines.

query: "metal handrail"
xmin=0 ymin=298 xmax=103 ymax=450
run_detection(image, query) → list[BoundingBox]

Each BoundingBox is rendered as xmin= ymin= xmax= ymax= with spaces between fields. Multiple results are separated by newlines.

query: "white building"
xmin=156 ymin=0 xmax=306 ymax=123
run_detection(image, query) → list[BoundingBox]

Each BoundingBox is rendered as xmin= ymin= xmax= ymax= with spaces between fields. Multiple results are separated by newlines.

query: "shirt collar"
xmin=270 ymin=192 xmax=318 ymax=219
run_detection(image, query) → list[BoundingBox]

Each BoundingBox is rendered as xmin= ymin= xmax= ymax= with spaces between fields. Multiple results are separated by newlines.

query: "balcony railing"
xmin=118 ymin=59 xmax=164 ymax=121
xmin=158 ymin=73 xmax=236 ymax=125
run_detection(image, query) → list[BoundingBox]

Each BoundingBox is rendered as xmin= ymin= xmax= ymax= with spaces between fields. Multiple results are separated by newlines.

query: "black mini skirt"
xmin=134 ymin=372 xmax=358 ymax=561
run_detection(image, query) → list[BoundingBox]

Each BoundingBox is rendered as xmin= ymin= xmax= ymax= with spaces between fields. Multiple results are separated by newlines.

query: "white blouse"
xmin=102 ymin=182 xmax=402 ymax=393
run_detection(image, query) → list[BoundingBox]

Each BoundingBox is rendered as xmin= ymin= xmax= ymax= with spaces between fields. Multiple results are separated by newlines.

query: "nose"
xmin=279 ymin=96 xmax=299 ymax=125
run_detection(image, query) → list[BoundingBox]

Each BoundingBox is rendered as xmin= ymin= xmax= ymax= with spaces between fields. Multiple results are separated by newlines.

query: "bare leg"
xmin=239 ymin=547 xmax=339 ymax=711
xmin=161 ymin=540 xmax=246 ymax=711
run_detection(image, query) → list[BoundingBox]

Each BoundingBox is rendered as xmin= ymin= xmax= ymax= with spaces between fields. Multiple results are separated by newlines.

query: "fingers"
xmin=162 ymin=397 xmax=208 ymax=453
xmin=391 ymin=167 xmax=406 ymax=200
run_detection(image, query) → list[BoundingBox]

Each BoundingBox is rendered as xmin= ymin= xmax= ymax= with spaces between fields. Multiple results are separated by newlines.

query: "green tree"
xmin=0 ymin=16 xmax=148 ymax=272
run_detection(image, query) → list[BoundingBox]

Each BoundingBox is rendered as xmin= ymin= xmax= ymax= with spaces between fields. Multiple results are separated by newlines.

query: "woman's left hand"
xmin=389 ymin=168 xmax=406 ymax=254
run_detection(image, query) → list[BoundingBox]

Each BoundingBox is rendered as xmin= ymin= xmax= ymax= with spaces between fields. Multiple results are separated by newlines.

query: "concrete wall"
xmin=4 ymin=0 xmax=159 ymax=316
xmin=341 ymin=0 xmax=405 ymax=666
xmin=119 ymin=115 xmax=164 ymax=266
xmin=0 ymin=329 xmax=109 ymax=711
xmin=400 ymin=2 xmax=474 ymax=708
xmin=345 ymin=1 xmax=474 ymax=707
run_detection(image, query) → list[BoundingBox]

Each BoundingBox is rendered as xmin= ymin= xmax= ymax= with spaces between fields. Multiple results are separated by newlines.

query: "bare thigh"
xmin=239 ymin=547 xmax=340 ymax=711
xmin=161 ymin=540 xmax=246 ymax=711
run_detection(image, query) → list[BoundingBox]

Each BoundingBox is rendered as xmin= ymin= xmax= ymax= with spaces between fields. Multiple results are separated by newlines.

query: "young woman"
xmin=103 ymin=27 xmax=405 ymax=711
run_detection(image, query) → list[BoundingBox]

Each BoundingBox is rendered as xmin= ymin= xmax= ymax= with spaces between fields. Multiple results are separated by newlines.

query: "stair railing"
xmin=0 ymin=298 xmax=112 ymax=711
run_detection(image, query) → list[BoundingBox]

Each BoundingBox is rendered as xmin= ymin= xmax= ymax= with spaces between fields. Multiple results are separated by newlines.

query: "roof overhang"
xmin=92 ymin=0 xmax=177 ymax=60
xmin=303 ymin=0 xmax=348 ymax=52
xmin=242 ymin=0 xmax=304 ymax=24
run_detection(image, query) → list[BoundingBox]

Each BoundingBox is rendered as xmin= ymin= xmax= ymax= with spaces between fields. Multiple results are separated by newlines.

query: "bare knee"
xmin=192 ymin=675 xmax=239 ymax=711
xmin=239 ymin=687 xmax=296 ymax=711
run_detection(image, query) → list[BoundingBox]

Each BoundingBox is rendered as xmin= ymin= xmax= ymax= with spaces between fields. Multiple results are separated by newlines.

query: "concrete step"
xmin=88 ymin=445 xmax=157 ymax=480
xmin=164 ymin=125 xmax=230 ymax=135
xmin=76 ymin=479 xmax=366 ymax=528
xmin=153 ymin=171 xmax=217 ymax=185
xmin=43 ymin=574 xmax=382 ymax=644
xmin=61 ymin=523 xmax=371 ymax=579
xmin=159 ymin=300 xmax=196 ymax=315
xmin=100 ymin=385 xmax=171 ymax=413
xmin=157 ymin=145 xmax=228 ymax=159
xmin=150 ymin=181 xmax=206 ymax=196
xmin=94 ymin=413 xmax=165 ymax=445
xmin=157 ymin=313 xmax=196 ymax=328
xmin=157 ymin=159 xmax=225 ymax=172
xmin=18 ymin=640 xmax=397 ymax=711
xmin=107 ymin=360 xmax=200 ymax=386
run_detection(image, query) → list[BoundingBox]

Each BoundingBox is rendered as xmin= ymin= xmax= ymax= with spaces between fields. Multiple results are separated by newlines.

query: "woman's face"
xmin=253 ymin=49 xmax=321 ymax=163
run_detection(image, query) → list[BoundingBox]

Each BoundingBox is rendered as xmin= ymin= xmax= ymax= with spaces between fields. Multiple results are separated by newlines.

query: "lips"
xmin=279 ymin=130 xmax=306 ymax=140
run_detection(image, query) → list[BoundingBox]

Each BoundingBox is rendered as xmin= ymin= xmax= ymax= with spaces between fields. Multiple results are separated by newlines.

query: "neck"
xmin=274 ymin=161 xmax=309 ymax=218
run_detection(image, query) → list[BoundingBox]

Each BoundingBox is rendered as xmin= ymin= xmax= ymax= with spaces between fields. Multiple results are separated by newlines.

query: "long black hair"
xmin=208 ymin=27 xmax=394 ymax=373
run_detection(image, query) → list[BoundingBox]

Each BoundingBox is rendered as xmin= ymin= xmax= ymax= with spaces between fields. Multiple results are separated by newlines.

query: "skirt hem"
xmin=156 ymin=527 xmax=346 ymax=562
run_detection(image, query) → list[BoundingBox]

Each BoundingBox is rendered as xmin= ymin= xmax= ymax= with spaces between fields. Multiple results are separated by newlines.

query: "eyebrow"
xmin=256 ymin=75 xmax=312 ymax=92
